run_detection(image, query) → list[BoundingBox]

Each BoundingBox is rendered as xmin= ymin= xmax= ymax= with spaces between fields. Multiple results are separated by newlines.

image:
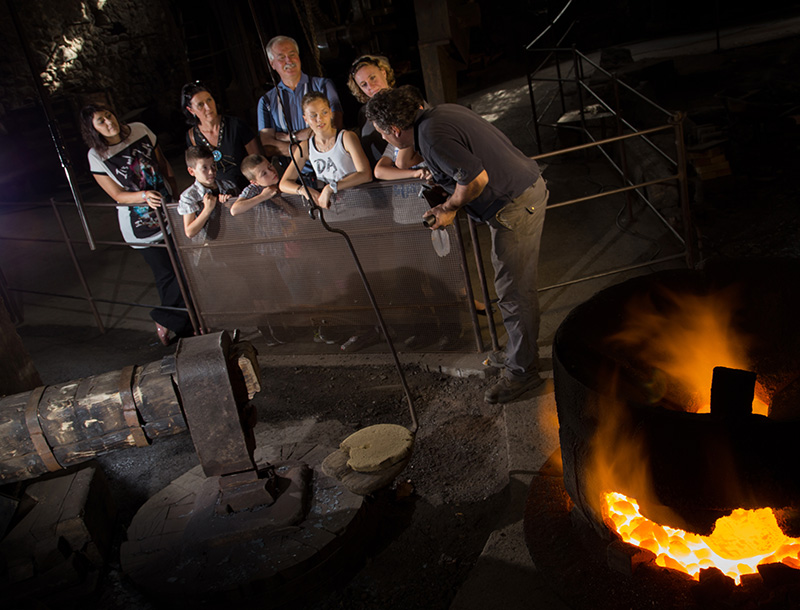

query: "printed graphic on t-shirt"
xmin=103 ymin=135 xmax=165 ymax=239
xmin=103 ymin=135 xmax=167 ymax=195
xmin=313 ymin=158 xmax=340 ymax=178
xmin=129 ymin=205 xmax=160 ymax=238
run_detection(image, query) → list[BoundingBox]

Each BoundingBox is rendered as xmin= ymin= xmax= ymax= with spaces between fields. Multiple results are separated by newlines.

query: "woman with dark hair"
xmin=81 ymin=103 xmax=193 ymax=344
xmin=346 ymin=54 xmax=429 ymax=181
xmin=180 ymin=82 xmax=258 ymax=189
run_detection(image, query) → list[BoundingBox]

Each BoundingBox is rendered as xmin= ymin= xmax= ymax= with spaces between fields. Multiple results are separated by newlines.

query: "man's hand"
xmin=218 ymin=193 xmax=232 ymax=203
xmin=423 ymin=203 xmax=458 ymax=229
xmin=423 ymin=170 xmax=488 ymax=229
xmin=202 ymin=192 xmax=218 ymax=210
xmin=414 ymin=168 xmax=432 ymax=181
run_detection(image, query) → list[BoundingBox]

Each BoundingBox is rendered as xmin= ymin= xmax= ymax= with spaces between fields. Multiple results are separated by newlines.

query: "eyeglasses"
xmin=349 ymin=55 xmax=379 ymax=77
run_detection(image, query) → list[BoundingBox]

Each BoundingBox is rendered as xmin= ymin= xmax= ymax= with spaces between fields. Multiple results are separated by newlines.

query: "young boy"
xmin=230 ymin=154 xmax=281 ymax=216
xmin=177 ymin=146 xmax=237 ymax=238
xmin=229 ymin=154 xmax=300 ymax=346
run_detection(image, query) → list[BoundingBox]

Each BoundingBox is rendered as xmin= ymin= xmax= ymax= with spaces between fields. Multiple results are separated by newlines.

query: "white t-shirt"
xmin=88 ymin=122 xmax=171 ymax=248
xmin=308 ymin=130 xmax=357 ymax=185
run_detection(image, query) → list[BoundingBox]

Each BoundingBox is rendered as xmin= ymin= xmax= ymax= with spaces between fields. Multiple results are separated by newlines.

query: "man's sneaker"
xmin=484 ymin=375 xmax=545 ymax=404
xmin=483 ymin=350 xmax=505 ymax=368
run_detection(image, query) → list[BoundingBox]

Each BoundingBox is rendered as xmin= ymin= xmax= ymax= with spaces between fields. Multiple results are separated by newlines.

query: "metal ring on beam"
xmin=24 ymin=385 xmax=62 ymax=472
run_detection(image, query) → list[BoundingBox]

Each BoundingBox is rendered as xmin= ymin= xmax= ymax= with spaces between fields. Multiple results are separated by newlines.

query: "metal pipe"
xmin=49 ymin=199 xmax=105 ymax=333
xmin=573 ymin=47 xmax=588 ymax=149
xmin=524 ymin=0 xmax=574 ymax=50
xmin=6 ymin=0 xmax=96 ymax=250
xmin=538 ymin=254 xmax=688 ymax=292
xmin=525 ymin=55 xmax=543 ymax=155
xmin=154 ymin=206 xmax=201 ymax=335
xmin=452 ymin=218 xmax=484 ymax=353
xmin=532 ymin=123 xmax=673 ymax=160
xmin=555 ymin=49 xmax=567 ymax=116
xmin=672 ymin=113 xmax=698 ymax=268
xmin=315 ymin=210 xmax=418 ymax=433
xmin=466 ymin=216 xmax=499 ymax=352
xmin=612 ymin=76 xmax=634 ymax=223
xmin=573 ymin=51 xmax=674 ymax=117
xmin=574 ymin=81 xmax=677 ymax=166
xmin=6 ymin=289 xmax=187 ymax=312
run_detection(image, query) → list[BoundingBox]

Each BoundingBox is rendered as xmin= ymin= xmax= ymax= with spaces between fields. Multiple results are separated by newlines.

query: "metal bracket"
xmin=24 ymin=386 xmax=61 ymax=472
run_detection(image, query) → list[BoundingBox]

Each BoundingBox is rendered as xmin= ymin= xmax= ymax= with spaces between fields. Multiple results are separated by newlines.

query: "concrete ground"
xmin=3 ymin=13 xmax=799 ymax=609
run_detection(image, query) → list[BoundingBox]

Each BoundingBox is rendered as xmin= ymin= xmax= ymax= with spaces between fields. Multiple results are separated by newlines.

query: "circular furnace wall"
xmin=553 ymin=260 xmax=800 ymax=536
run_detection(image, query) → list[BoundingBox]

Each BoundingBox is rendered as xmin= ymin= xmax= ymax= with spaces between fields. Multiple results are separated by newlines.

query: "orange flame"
xmin=607 ymin=287 xmax=768 ymax=415
xmin=603 ymin=492 xmax=800 ymax=584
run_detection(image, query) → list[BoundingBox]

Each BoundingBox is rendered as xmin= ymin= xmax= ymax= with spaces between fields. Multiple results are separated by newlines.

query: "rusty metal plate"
xmin=174 ymin=331 xmax=255 ymax=478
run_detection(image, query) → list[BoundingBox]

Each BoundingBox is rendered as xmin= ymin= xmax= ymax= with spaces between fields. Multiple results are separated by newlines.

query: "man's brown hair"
xmin=365 ymin=85 xmax=424 ymax=133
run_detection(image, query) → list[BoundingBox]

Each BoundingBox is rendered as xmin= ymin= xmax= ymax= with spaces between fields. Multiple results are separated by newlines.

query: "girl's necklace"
xmin=314 ymin=131 xmax=337 ymax=153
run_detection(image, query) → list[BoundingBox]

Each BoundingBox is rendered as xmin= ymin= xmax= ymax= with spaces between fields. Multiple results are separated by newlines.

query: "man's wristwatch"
xmin=329 ymin=181 xmax=338 ymax=195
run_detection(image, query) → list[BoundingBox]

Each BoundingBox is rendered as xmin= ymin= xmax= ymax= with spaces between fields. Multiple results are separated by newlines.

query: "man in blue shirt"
xmin=258 ymin=36 xmax=343 ymax=160
xmin=367 ymin=86 xmax=549 ymax=404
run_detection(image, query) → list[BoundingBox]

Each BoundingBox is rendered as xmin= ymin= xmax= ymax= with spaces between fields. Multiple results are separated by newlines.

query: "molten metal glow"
xmin=603 ymin=492 xmax=800 ymax=584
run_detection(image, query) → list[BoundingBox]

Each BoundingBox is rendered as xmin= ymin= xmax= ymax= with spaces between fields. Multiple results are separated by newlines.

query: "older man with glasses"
xmin=257 ymin=35 xmax=343 ymax=164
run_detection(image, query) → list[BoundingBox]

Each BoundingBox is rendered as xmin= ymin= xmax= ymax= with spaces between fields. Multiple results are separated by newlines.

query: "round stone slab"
xmin=340 ymin=424 xmax=414 ymax=473
xmin=120 ymin=443 xmax=364 ymax=603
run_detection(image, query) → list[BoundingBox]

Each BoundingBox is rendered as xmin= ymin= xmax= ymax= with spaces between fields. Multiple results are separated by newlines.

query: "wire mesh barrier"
xmin=166 ymin=180 xmax=481 ymax=353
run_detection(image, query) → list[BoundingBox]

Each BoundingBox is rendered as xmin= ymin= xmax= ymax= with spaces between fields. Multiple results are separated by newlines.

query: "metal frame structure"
xmin=526 ymin=46 xmax=698 ymax=290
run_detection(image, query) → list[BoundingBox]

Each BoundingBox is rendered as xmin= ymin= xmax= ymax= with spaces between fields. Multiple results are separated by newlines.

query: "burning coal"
xmin=603 ymin=492 xmax=800 ymax=584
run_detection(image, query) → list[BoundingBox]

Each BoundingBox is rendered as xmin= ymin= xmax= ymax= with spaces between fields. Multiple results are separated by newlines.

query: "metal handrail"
xmin=0 ymin=198 xmax=200 ymax=335
xmin=0 ymin=192 xmax=498 ymax=352
xmin=524 ymin=43 xmax=698 ymax=277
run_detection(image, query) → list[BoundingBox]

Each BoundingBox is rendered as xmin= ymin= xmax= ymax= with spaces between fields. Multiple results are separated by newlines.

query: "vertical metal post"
xmin=573 ymin=47 xmax=588 ymax=145
xmin=452 ymin=219 xmax=485 ymax=353
xmin=7 ymin=0 xmax=96 ymax=250
xmin=466 ymin=217 xmax=499 ymax=353
xmin=555 ymin=49 xmax=567 ymax=116
xmin=50 ymin=200 xmax=105 ymax=333
xmin=672 ymin=113 xmax=698 ymax=268
xmin=155 ymin=207 xmax=202 ymax=334
xmin=0 ymin=266 xmax=22 ymax=325
xmin=526 ymin=52 xmax=544 ymax=156
xmin=612 ymin=75 xmax=634 ymax=222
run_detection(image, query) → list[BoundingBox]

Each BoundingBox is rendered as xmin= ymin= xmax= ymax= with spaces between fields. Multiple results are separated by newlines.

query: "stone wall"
xmin=0 ymin=0 xmax=188 ymax=127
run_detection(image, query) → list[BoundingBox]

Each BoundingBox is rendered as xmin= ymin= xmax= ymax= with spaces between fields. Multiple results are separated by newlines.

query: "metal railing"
xmin=526 ymin=46 xmax=698 ymax=287
xmin=0 ymin=199 xmax=200 ymax=336
xmin=0 ymin=184 xmax=498 ymax=353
